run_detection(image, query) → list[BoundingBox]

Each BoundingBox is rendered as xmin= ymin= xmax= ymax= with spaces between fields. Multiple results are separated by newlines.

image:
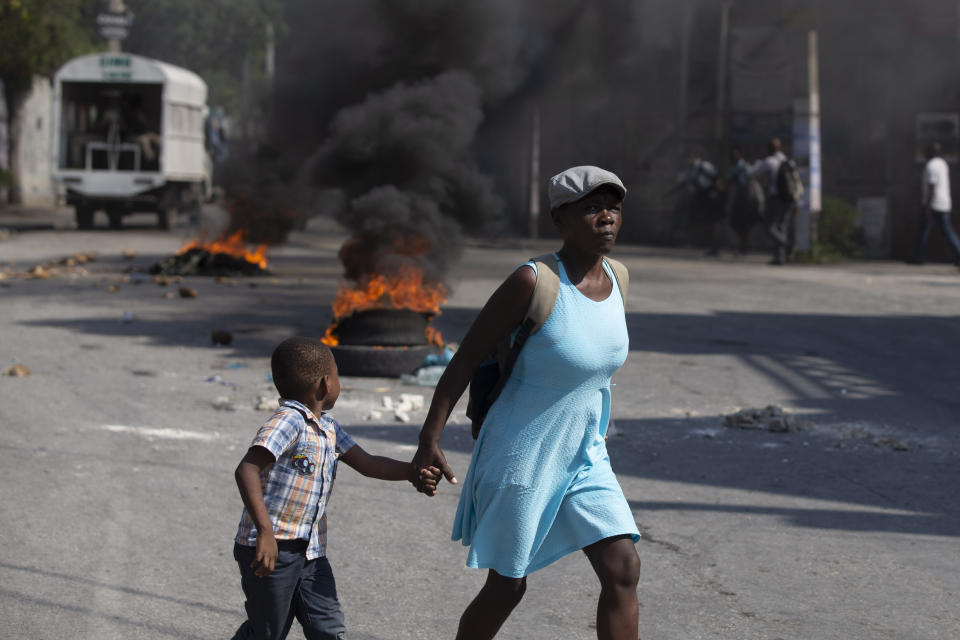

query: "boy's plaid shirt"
xmin=235 ymin=399 xmax=355 ymax=559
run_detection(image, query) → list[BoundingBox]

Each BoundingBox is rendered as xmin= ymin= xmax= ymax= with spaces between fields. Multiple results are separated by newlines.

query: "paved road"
xmin=1 ymin=206 xmax=958 ymax=639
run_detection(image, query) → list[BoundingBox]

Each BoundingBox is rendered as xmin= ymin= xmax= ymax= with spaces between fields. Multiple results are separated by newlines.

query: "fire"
xmin=322 ymin=264 xmax=447 ymax=347
xmin=177 ymin=229 xmax=269 ymax=270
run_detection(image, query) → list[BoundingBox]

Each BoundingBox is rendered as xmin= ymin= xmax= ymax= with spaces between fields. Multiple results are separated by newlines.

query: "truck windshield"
xmin=59 ymin=82 xmax=162 ymax=172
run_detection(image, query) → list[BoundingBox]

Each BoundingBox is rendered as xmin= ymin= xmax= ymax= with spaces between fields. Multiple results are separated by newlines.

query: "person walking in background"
xmin=670 ymin=151 xmax=723 ymax=252
xmin=725 ymin=146 xmax=765 ymax=255
xmin=751 ymin=138 xmax=793 ymax=264
xmin=910 ymin=142 xmax=960 ymax=268
xmin=411 ymin=165 xmax=642 ymax=640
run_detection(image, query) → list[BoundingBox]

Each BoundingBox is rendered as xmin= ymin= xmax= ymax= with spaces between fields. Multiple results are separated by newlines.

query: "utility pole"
xmin=792 ymin=30 xmax=822 ymax=252
xmin=715 ymin=3 xmax=731 ymax=167
xmin=679 ymin=4 xmax=693 ymax=150
xmin=107 ymin=0 xmax=125 ymax=52
xmin=528 ymin=107 xmax=541 ymax=238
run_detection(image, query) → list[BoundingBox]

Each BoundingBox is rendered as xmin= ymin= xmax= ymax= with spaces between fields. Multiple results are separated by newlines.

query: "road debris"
xmin=179 ymin=286 xmax=199 ymax=298
xmin=3 ymin=364 xmax=31 ymax=377
xmin=211 ymin=329 xmax=234 ymax=345
xmin=212 ymin=396 xmax=237 ymax=411
xmin=724 ymin=406 xmax=813 ymax=433
xmin=255 ymin=395 xmax=279 ymax=411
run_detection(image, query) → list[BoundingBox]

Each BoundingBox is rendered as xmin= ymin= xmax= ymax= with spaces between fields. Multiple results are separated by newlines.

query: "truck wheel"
xmin=75 ymin=205 xmax=94 ymax=230
xmin=157 ymin=207 xmax=176 ymax=230
xmin=107 ymin=207 xmax=124 ymax=230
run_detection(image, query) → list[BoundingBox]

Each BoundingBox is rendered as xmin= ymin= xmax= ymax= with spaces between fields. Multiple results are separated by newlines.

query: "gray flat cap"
xmin=548 ymin=165 xmax=626 ymax=210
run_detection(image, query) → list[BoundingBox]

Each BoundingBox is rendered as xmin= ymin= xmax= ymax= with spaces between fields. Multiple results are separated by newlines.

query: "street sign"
xmin=96 ymin=11 xmax=134 ymax=41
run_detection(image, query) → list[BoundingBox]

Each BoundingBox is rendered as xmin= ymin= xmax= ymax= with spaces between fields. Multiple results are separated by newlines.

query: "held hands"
xmin=411 ymin=441 xmax=457 ymax=496
xmin=252 ymin=532 xmax=278 ymax=578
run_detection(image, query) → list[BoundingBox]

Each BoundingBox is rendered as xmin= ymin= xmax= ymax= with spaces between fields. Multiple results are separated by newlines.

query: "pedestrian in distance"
xmin=751 ymin=137 xmax=798 ymax=265
xmin=411 ymin=166 xmax=643 ymax=640
xmin=232 ymin=336 xmax=440 ymax=640
xmin=669 ymin=150 xmax=723 ymax=252
xmin=725 ymin=146 xmax=765 ymax=255
xmin=909 ymin=142 xmax=960 ymax=268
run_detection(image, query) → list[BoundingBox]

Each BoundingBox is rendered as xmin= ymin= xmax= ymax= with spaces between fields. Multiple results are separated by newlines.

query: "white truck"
xmin=52 ymin=52 xmax=211 ymax=229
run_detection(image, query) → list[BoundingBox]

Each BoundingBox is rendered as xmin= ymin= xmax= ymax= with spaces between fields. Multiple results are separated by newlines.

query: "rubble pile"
xmin=148 ymin=248 xmax=268 ymax=277
xmin=0 ymin=251 xmax=99 ymax=281
xmin=724 ymin=405 xmax=814 ymax=433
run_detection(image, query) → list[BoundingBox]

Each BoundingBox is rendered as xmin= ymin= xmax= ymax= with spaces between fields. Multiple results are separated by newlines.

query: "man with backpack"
xmin=752 ymin=138 xmax=803 ymax=265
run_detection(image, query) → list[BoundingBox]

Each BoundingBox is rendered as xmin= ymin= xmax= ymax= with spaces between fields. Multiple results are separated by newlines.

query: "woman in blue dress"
xmin=412 ymin=166 xmax=642 ymax=640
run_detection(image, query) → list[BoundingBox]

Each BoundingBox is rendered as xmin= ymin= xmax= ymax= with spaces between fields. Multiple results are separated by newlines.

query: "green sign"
xmin=100 ymin=55 xmax=132 ymax=81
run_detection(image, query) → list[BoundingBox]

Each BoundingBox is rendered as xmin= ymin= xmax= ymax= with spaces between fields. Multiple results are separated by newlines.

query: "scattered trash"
xmin=121 ymin=311 xmax=135 ymax=323
xmin=212 ymin=396 xmax=237 ymax=411
xmin=211 ymin=329 xmax=234 ymax=346
xmin=398 ymin=393 xmax=425 ymax=411
xmin=873 ymin=437 xmax=909 ymax=451
xmin=394 ymin=410 xmax=411 ymax=423
xmin=216 ymin=276 xmax=238 ymax=287
xmin=179 ymin=287 xmax=198 ymax=298
xmin=724 ymin=406 xmax=813 ymax=433
xmin=421 ymin=347 xmax=455 ymax=367
xmin=401 ymin=365 xmax=445 ymax=387
xmin=128 ymin=272 xmax=152 ymax=283
xmin=122 ymin=249 xmax=137 ymax=259
xmin=107 ymin=284 xmax=119 ymax=293
xmin=255 ymin=395 xmax=279 ymax=412
xmin=364 ymin=410 xmax=384 ymax=421
xmin=227 ymin=362 xmax=247 ymax=369
xmin=3 ymin=364 xmax=31 ymax=377
xmin=162 ymin=291 xmax=175 ymax=299
xmin=382 ymin=396 xmax=394 ymax=409
xmin=154 ymin=275 xmax=171 ymax=286
xmin=204 ymin=375 xmax=236 ymax=387
xmin=265 ymin=373 xmax=274 ymax=383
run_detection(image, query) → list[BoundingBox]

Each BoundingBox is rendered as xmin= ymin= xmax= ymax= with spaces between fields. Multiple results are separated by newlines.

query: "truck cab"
xmin=52 ymin=53 xmax=211 ymax=229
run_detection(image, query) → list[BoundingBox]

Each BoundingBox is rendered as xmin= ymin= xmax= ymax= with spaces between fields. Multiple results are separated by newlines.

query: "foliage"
xmin=794 ymin=196 xmax=864 ymax=263
xmin=124 ymin=0 xmax=285 ymax=116
xmin=0 ymin=0 xmax=100 ymax=97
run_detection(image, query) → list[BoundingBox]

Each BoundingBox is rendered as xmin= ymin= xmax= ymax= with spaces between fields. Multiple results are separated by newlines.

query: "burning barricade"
xmin=322 ymin=263 xmax=447 ymax=378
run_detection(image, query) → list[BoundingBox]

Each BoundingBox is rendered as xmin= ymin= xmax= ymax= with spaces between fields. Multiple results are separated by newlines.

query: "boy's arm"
xmin=339 ymin=445 xmax=440 ymax=494
xmin=235 ymin=446 xmax=278 ymax=577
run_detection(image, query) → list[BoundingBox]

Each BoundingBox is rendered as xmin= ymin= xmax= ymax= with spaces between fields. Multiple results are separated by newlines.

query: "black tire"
xmin=75 ymin=205 xmax=94 ymax=230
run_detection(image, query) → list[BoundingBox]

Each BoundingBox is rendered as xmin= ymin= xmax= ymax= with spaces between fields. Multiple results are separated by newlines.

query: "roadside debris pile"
xmin=834 ymin=424 xmax=910 ymax=451
xmin=724 ymin=405 xmax=814 ymax=433
xmin=364 ymin=393 xmax=425 ymax=423
xmin=0 ymin=251 xmax=99 ymax=280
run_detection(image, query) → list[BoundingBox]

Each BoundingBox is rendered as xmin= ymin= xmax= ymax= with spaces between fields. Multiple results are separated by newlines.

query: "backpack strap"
xmin=603 ymin=256 xmax=629 ymax=302
xmin=486 ymin=255 xmax=561 ymax=414
xmin=526 ymin=253 xmax=561 ymax=336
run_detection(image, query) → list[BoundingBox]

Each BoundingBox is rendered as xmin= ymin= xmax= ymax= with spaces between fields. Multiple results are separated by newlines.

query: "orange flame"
xmin=322 ymin=264 xmax=447 ymax=347
xmin=177 ymin=229 xmax=269 ymax=270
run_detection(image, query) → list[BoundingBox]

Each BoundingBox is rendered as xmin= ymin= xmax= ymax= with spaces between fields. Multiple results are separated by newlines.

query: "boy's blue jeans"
xmin=232 ymin=541 xmax=346 ymax=640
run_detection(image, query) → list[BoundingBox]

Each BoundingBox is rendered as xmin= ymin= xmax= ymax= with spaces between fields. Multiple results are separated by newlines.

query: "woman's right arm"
xmin=412 ymin=264 xmax=537 ymax=492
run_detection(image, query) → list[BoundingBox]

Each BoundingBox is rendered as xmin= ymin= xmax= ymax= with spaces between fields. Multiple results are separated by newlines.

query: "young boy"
xmin=232 ymin=336 xmax=438 ymax=640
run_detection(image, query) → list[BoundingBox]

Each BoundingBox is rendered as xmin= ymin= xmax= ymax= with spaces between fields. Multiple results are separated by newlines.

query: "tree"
xmin=0 ymin=0 xmax=100 ymax=202
xmin=124 ymin=0 xmax=284 ymax=125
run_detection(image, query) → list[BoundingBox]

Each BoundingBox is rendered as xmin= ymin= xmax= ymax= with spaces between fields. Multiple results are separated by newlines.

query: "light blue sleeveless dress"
xmin=452 ymin=257 xmax=640 ymax=578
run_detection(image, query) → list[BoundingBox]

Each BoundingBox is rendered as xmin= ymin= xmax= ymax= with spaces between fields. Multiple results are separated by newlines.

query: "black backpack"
xmin=776 ymin=157 xmax=804 ymax=204
xmin=465 ymin=253 xmax=629 ymax=439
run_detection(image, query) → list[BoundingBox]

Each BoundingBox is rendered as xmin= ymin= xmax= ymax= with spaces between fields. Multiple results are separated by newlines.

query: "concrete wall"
xmin=13 ymin=75 xmax=56 ymax=206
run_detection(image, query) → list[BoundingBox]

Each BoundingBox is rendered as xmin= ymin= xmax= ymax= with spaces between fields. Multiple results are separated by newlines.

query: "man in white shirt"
xmin=911 ymin=142 xmax=960 ymax=266
xmin=750 ymin=138 xmax=793 ymax=264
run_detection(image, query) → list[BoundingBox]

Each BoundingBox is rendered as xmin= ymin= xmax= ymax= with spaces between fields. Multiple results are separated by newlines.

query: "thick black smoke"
xmin=271 ymin=0 xmax=601 ymax=287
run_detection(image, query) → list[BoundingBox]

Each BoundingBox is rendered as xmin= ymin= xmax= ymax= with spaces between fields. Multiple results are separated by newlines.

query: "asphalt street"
xmin=1 ymin=205 xmax=958 ymax=639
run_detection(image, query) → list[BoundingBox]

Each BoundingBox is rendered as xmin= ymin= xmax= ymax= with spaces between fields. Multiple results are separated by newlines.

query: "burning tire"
xmin=331 ymin=344 xmax=438 ymax=378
